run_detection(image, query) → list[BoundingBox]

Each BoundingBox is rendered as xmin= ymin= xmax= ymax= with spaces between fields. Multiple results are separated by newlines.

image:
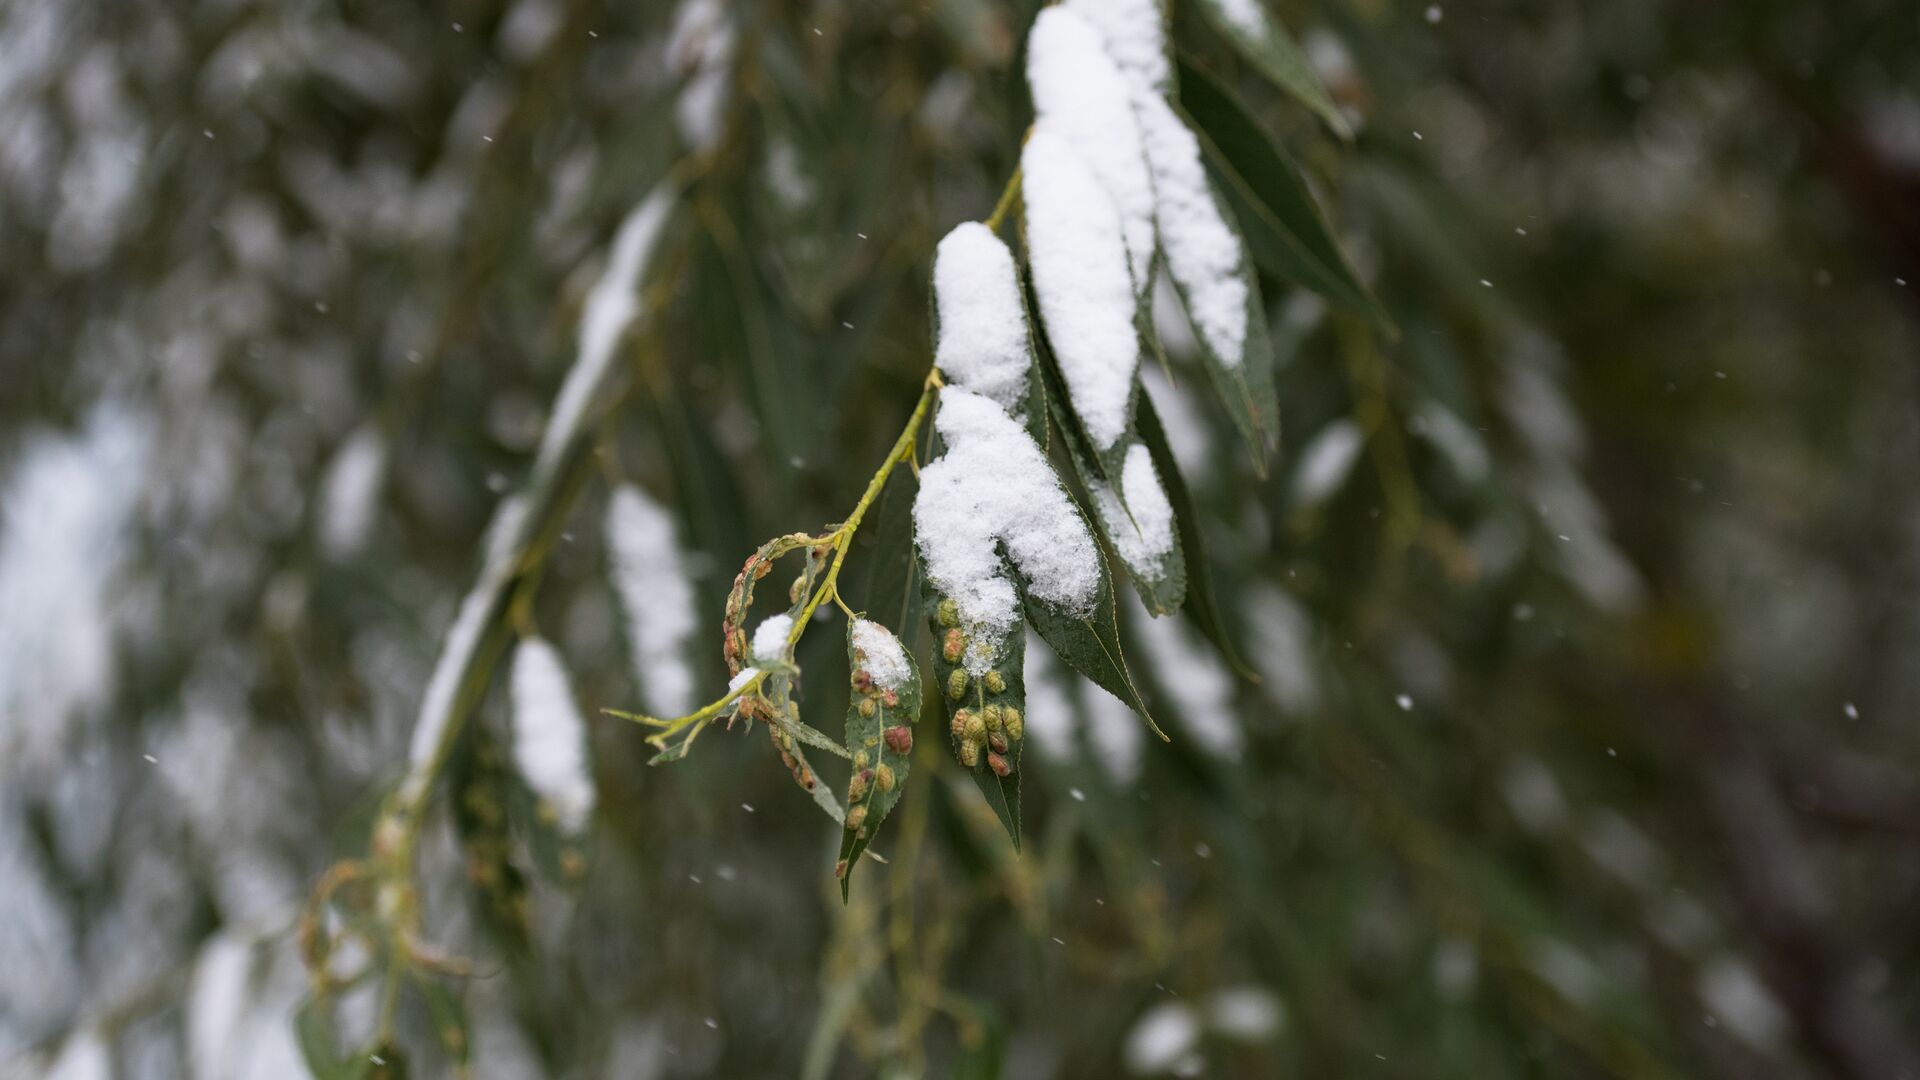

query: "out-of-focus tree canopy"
xmin=2 ymin=0 xmax=1918 ymax=1077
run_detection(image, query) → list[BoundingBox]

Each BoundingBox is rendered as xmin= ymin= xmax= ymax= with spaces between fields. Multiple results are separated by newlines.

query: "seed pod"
xmin=986 ymin=752 xmax=1011 ymax=777
xmin=835 ymin=859 xmax=849 ymax=880
xmin=848 ymin=771 xmax=869 ymax=802
xmin=984 ymin=670 xmax=1006 ymax=694
xmin=858 ymin=698 xmax=877 ymax=719
xmin=989 ymin=732 xmax=1008 ymax=754
xmin=883 ymin=726 xmax=913 ymax=754
xmin=982 ymin=704 xmax=1004 ymax=732
xmin=881 ymin=689 xmax=899 ymax=708
xmin=942 ymin=628 xmax=964 ymax=663
xmin=752 ymin=559 xmax=772 ymax=580
xmin=950 ymin=708 xmax=971 ymax=738
xmin=1003 ymin=706 xmax=1023 ymax=741
xmin=789 ymin=575 xmax=806 ymax=604
xmin=875 ymin=764 xmax=896 ymax=792
xmin=852 ymin=669 xmax=873 ymax=693
xmin=947 ymin=669 xmax=969 ymax=701
xmin=846 ymin=805 xmax=868 ymax=831
xmin=958 ymin=738 xmax=981 ymax=768
xmin=853 ymin=750 xmax=870 ymax=770
xmin=963 ymin=713 xmax=987 ymax=742
xmin=938 ymin=598 xmax=959 ymax=627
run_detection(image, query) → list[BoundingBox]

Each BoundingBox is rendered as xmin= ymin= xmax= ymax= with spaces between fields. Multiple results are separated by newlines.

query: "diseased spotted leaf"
xmin=923 ymin=575 xmax=1028 ymax=849
xmin=837 ymin=618 xmax=922 ymax=897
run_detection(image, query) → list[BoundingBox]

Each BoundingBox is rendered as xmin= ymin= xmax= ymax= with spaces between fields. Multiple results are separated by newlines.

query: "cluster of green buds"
xmin=949 ymin=700 xmax=1022 ymax=776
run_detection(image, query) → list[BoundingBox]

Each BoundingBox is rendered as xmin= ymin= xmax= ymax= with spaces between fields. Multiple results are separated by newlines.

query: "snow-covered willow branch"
xmin=392 ymin=180 xmax=676 ymax=821
xmin=298 ymin=177 xmax=680 ymax=1061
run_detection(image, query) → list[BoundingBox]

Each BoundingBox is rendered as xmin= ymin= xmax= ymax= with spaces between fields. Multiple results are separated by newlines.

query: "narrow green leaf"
xmin=923 ymin=577 xmax=1028 ymax=850
xmin=1018 ymin=486 xmax=1168 ymax=743
xmin=1192 ymin=0 xmax=1352 ymax=140
xmin=295 ymin=995 xmax=368 ymax=1080
xmin=838 ymin=619 xmax=923 ymax=897
xmin=416 ymin=979 xmax=470 ymax=1071
xmin=1167 ymin=175 xmax=1283 ymax=467
xmin=1135 ymin=391 xmax=1258 ymax=679
xmin=764 ymin=670 xmax=846 ymax=825
xmin=1030 ymin=316 xmax=1187 ymax=615
xmin=851 ymin=464 xmax=922 ymax=634
xmin=1175 ymin=57 xmax=1394 ymax=336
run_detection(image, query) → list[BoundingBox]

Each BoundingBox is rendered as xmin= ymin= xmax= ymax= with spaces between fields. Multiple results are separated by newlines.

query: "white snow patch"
xmin=1291 ymin=418 xmax=1363 ymax=506
xmin=666 ymin=0 xmax=735 ymax=153
xmin=932 ymin=222 xmax=1032 ymax=416
xmin=187 ymin=932 xmax=254 ymax=1080
xmin=750 ymin=613 xmax=794 ymax=664
xmin=1140 ymin=363 xmax=1212 ymax=480
xmin=850 ymin=618 xmax=912 ymax=692
xmin=1021 ymin=130 xmax=1141 ymax=451
xmin=1136 ymin=92 xmax=1249 ymax=367
xmin=1026 ymin=8 xmax=1157 ymax=290
xmin=728 ymin=666 xmax=761 ymax=693
xmin=0 ymin=402 xmax=149 ymax=765
xmin=1090 ymin=441 xmax=1176 ymax=578
xmin=42 ymin=1028 xmax=109 ymax=1080
xmin=1020 ymin=628 xmax=1077 ymax=763
xmin=1213 ymin=0 xmax=1272 ymax=39
xmin=1066 ymin=0 xmax=1170 ymax=93
xmin=1085 ymin=681 xmax=1144 ymax=784
xmin=510 ymin=637 xmax=596 ymax=834
xmin=1244 ymin=584 xmax=1318 ymax=714
xmin=606 ymin=485 xmax=698 ymax=716
xmin=536 ymin=184 xmax=675 ymax=478
xmin=318 ymin=423 xmax=385 ymax=557
xmin=913 ymin=389 xmax=1100 ymax=672
xmin=1206 ymin=985 xmax=1285 ymax=1041
xmin=1128 ymin=592 xmax=1240 ymax=758
xmin=1123 ymin=1001 xmax=1201 ymax=1075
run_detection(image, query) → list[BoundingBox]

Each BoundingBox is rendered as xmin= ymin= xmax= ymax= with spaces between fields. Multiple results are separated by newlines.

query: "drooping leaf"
xmin=416 ymin=978 xmax=470 ymax=1074
xmin=446 ymin=726 xmax=530 ymax=952
xmin=1031 ymin=316 xmax=1188 ymax=615
xmin=1135 ymin=390 xmax=1258 ymax=679
xmin=851 ymin=464 xmax=922 ymax=635
xmin=764 ymin=669 xmax=847 ymax=825
xmin=1015 ymin=478 xmax=1168 ymax=743
xmin=1174 ymin=57 xmax=1394 ymax=336
xmin=1191 ymin=0 xmax=1352 ymax=140
xmin=923 ymin=576 xmax=1028 ymax=850
xmin=295 ymin=994 xmax=369 ymax=1080
xmin=1170 ymin=175 xmax=1283 ymax=467
xmin=837 ymin=619 xmax=923 ymax=898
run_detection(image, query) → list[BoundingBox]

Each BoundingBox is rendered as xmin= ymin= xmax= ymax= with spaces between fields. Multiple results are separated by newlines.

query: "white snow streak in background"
xmin=510 ymin=637 xmax=597 ymax=835
xmin=665 ymin=0 xmax=735 ymax=154
xmin=0 ymin=402 xmax=150 ymax=765
xmin=606 ymin=484 xmax=698 ymax=717
xmin=318 ymin=422 xmax=386 ymax=557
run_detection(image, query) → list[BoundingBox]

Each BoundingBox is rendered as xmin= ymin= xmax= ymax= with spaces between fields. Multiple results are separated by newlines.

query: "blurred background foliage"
xmin=2 ymin=0 xmax=1919 ymax=1077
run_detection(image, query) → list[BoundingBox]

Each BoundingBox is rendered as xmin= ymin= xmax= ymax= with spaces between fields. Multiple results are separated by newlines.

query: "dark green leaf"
xmin=1175 ymin=57 xmax=1394 ymax=336
xmin=1135 ymin=391 xmax=1258 ymax=679
xmin=850 ymin=440 xmax=922 ymax=634
xmin=1164 ymin=175 xmax=1282 ymax=469
xmin=1192 ymin=0 xmax=1352 ymax=140
xmin=295 ymin=994 xmax=369 ymax=1080
xmin=837 ymin=619 xmax=923 ymax=898
xmin=1018 ymin=492 xmax=1168 ymax=744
